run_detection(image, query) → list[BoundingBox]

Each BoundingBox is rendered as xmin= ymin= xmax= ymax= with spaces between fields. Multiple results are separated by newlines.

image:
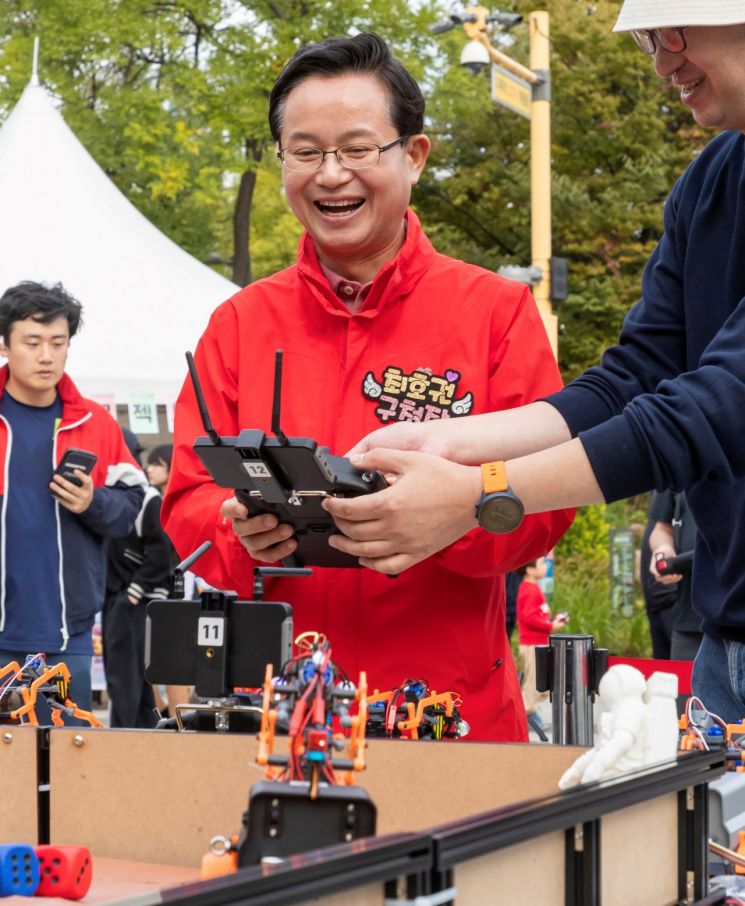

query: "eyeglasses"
xmin=277 ymin=136 xmax=409 ymax=172
xmin=631 ymin=27 xmax=687 ymax=54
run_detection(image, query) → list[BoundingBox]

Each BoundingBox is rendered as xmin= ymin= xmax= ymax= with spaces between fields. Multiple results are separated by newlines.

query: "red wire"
xmin=286 ymin=643 xmax=339 ymax=783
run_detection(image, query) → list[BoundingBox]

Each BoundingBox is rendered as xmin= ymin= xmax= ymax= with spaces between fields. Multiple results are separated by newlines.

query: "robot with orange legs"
xmin=366 ymin=679 xmax=469 ymax=740
xmin=0 ymin=656 xmax=102 ymax=728
xmin=203 ymin=633 xmax=375 ymax=875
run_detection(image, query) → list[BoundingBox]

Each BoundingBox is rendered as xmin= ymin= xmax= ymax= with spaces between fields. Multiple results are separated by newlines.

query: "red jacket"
xmin=163 ymin=211 xmax=573 ymax=741
xmin=0 ymin=367 xmax=146 ymax=649
xmin=516 ymin=581 xmax=553 ymax=646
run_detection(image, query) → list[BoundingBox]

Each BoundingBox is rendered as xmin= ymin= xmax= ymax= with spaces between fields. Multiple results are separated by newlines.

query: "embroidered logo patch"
xmin=362 ymin=366 xmax=473 ymax=423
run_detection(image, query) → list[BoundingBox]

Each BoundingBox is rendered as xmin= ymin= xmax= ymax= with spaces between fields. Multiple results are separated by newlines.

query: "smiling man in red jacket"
xmin=163 ymin=33 xmax=573 ymax=741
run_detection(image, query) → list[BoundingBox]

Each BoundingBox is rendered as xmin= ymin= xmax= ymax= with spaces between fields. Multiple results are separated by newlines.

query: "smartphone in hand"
xmin=53 ymin=448 xmax=97 ymax=487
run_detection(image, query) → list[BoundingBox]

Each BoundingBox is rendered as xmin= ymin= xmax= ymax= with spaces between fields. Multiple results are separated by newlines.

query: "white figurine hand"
xmin=558 ymin=750 xmax=597 ymax=790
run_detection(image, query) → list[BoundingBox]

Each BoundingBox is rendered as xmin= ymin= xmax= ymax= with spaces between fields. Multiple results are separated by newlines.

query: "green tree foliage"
xmin=0 ymin=0 xmax=432 ymax=286
xmin=555 ymin=503 xmax=613 ymax=561
xmin=550 ymin=557 xmax=651 ymax=657
xmin=0 ymin=0 xmax=714 ymax=366
xmin=416 ymin=0 xmax=712 ymax=379
xmin=555 ymin=495 xmax=647 ymax=561
xmin=550 ymin=495 xmax=653 ymax=656
xmin=0 ymin=0 xmax=235 ymax=268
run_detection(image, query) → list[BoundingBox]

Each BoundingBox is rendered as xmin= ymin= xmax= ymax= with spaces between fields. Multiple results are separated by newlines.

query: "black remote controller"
xmin=655 ymin=550 xmax=694 ymax=576
xmin=187 ymin=350 xmax=387 ymax=568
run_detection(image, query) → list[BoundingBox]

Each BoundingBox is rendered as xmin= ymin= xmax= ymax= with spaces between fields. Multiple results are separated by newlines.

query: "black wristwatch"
xmin=475 ymin=461 xmax=525 ymax=534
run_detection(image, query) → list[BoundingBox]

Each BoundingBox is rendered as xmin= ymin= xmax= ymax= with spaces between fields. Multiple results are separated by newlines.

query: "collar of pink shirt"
xmin=319 ymin=261 xmax=373 ymax=314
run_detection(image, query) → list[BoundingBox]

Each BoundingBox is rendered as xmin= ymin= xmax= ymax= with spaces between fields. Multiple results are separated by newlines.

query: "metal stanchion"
xmin=535 ymin=634 xmax=608 ymax=746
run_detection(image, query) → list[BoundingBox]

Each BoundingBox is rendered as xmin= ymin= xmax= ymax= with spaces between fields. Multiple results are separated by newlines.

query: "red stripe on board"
xmin=608 ymin=656 xmax=692 ymax=695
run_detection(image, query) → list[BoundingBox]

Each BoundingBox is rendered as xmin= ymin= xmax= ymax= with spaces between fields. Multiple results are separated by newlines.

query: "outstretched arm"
xmin=346 ymin=400 xmax=572 ymax=464
xmin=325 ymin=438 xmax=602 ymax=575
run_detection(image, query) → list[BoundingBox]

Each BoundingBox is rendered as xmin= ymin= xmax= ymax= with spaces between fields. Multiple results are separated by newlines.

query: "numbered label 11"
xmin=197 ymin=615 xmax=225 ymax=647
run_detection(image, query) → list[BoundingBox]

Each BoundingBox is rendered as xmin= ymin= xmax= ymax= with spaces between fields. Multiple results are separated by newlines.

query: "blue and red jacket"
xmin=0 ymin=366 xmax=146 ymax=649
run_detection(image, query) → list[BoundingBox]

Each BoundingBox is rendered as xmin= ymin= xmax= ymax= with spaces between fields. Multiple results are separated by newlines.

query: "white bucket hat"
xmin=614 ymin=0 xmax=745 ymax=32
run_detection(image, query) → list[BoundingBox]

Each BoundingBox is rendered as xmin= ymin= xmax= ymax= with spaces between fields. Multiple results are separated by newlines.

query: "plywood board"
xmin=601 ymin=793 xmax=679 ymax=906
xmin=365 ymin=738 xmax=582 ymax=835
xmin=454 ymin=831 xmax=565 ymax=904
xmin=299 ymin=883 xmax=384 ymax=906
xmin=50 ymin=729 xmax=583 ymax=868
xmin=50 ymin=729 xmax=263 ymax=867
xmin=0 ymin=726 xmax=39 ymax=844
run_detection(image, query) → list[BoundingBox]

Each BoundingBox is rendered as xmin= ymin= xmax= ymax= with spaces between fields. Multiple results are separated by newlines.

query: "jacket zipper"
xmin=53 ymin=412 xmax=93 ymax=652
xmin=339 ymin=319 xmax=349 ymax=368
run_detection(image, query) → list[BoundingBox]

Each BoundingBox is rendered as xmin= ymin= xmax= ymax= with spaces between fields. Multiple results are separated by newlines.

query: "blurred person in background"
xmin=103 ymin=430 xmax=170 ymax=727
xmin=636 ymin=497 xmax=677 ymax=659
xmin=504 ymin=570 xmax=521 ymax=641
xmin=648 ymin=490 xmax=702 ymax=661
xmin=516 ymin=558 xmax=567 ymax=733
xmin=146 ymin=443 xmax=192 ymax=716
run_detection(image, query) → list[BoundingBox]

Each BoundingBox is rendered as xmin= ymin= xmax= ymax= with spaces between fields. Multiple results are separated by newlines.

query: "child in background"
xmin=517 ymin=559 xmax=568 ymax=732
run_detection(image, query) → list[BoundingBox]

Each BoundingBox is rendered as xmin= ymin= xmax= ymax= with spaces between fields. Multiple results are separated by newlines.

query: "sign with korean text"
xmin=127 ymin=393 xmax=159 ymax=434
xmin=491 ymin=64 xmax=532 ymax=119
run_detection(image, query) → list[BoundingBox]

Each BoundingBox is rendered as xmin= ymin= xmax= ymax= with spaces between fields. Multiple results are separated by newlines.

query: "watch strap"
xmin=481 ymin=461 xmax=508 ymax=494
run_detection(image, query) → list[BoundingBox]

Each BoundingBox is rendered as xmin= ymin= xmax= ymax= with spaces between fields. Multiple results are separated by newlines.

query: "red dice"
xmin=35 ymin=846 xmax=92 ymax=900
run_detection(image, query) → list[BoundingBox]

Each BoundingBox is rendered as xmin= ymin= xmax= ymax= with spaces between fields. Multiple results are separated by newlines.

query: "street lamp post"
xmin=528 ymin=12 xmax=554 ymax=342
xmin=432 ymin=7 xmax=559 ymax=355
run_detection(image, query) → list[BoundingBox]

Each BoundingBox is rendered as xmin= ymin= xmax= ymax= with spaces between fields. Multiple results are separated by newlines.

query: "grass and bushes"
xmin=543 ymin=497 xmax=653 ymax=659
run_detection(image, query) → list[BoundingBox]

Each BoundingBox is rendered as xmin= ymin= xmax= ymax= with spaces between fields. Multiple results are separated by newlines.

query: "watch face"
xmin=479 ymin=494 xmax=524 ymax=534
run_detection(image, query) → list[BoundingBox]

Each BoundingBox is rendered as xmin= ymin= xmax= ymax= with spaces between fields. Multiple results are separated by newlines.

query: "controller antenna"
xmin=272 ymin=349 xmax=289 ymax=446
xmin=185 ymin=352 xmax=221 ymax=446
xmin=172 ymin=540 xmax=212 ymax=599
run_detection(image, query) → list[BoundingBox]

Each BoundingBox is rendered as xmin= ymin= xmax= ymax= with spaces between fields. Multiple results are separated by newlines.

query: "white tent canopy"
xmin=0 ymin=74 xmax=237 ymax=400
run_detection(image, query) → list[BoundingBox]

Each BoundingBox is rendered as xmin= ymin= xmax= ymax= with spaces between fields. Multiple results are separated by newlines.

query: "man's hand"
xmin=651 ymin=546 xmax=683 ymax=584
xmin=323 ymin=449 xmax=482 ymax=575
xmin=220 ymin=497 xmax=297 ymax=563
xmin=49 ymin=469 xmax=94 ymax=514
xmin=346 ymin=420 xmax=457 ymax=460
xmin=346 ymin=403 xmax=572 ymax=469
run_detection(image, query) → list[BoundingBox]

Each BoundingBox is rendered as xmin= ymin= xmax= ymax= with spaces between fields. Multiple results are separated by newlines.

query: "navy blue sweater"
xmin=547 ymin=131 xmax=745 ymax=640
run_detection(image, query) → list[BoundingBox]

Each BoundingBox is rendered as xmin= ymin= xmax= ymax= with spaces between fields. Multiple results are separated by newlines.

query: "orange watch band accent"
xmin=481 ymin=461 xmax=508 ymax=494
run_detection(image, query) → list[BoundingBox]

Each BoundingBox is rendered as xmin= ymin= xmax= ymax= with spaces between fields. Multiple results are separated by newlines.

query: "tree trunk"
xmin=232 ymin=139 xmax=263 ymax=287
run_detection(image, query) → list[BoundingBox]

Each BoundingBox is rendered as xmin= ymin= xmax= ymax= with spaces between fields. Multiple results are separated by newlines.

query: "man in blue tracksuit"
xmin=0 ymin=281 xmax=146 ymax=717
xmin=324 ymin=4 xmax=745 ymax=721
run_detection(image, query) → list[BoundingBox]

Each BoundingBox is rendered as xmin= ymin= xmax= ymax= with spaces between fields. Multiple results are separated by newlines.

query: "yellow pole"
xmin=529 ymin=11 xmax=557 ymax=355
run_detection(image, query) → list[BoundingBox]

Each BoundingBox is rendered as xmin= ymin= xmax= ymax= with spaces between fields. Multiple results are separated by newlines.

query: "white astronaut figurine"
xmin=559 ymin=664 xmax=679 ymax=790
